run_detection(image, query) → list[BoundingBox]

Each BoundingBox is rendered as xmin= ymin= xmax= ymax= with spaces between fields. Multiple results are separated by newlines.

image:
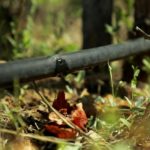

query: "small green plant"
xmin=2 ymin=104 xmax=25 ymax=130
xmin=108 ymin=62 xmax=115 ymax=97
xmin=131 ymin=66 xmax=140 ymax=100
xmin=143 ymin=57 xmax=150 ymax=73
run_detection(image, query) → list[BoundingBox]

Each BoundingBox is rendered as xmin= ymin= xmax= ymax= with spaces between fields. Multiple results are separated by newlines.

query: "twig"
xmin=0 ymin=128 xmax=79 ymax=146
xmin=136 ymin=26 xmax=150 ymax=40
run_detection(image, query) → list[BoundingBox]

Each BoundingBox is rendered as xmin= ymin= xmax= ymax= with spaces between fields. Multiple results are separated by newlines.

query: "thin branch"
xmin=136 ymin=26 xmax=150 ymax=40
xmin=0 ymin=128 xmax=79 ymax=146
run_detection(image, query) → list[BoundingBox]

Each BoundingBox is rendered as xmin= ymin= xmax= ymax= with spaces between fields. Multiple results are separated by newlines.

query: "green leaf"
xmin=120 ymin=118 xmax=131 ymax=129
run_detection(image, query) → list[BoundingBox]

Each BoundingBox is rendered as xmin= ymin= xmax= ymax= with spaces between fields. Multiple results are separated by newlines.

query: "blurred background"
xmin=0 ymin=0 xmax=82 ymax=59
xmin=0 ymin=0 xmax=138 ymax=59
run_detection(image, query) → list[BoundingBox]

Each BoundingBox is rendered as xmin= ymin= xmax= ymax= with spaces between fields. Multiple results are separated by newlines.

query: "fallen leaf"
xmin=72 ymin=103 xmax=88 ymax=129
xmin=45 ymin=92 xmax=88 ymax=139
xmin=52 ymin=91 xmax=73 ymax=113
xmin=48 ymin=112 xmax=64 ymax=125
xmin=45 ymin=124 xmax=77 ymax=139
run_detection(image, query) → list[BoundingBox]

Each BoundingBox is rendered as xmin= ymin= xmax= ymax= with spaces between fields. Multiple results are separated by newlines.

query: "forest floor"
xmin=0 ymin=68 xmax=150 ymax=150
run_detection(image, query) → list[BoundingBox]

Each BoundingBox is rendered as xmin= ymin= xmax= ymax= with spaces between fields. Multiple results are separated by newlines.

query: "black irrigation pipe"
xmin=0 ymin=38 xmax=150 ymax=87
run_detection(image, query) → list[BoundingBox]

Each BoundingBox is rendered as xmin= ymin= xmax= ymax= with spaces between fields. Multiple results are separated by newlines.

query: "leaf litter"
xmin=0 ymin=75 xmax=150 ymax=150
